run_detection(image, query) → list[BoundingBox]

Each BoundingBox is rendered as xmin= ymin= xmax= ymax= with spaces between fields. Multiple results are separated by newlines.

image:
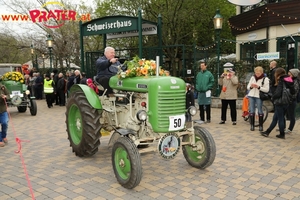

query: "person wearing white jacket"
xmin=247 ymin=66 xmax=270 ymax=131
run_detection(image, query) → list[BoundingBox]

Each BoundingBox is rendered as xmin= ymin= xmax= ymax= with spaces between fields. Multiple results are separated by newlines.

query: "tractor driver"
xmin=95 ymin=47 xmax=121 ymax=97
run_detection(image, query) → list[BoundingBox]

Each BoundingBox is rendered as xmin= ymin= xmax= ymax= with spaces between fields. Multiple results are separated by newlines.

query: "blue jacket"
xmin=96 ymin=56 xmax=121 ymax=78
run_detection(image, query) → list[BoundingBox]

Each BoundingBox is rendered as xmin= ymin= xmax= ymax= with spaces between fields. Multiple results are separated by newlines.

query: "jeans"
xmin=248 ymin=96 xmax=263 ymax=115
xmin=266 ymin=104 xmax=288 ymax=135
xmin=285 ymin=100 xmax=296 ymax=131
xmin=0 ymin=112 xmax=8 ymax=142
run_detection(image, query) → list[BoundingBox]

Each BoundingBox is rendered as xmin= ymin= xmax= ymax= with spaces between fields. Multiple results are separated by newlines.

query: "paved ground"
xmin=1 ymin=100 xmax=300 ymax=200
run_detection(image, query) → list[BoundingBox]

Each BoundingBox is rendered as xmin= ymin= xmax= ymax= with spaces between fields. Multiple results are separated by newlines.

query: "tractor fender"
xmin=70 ymin=84 xmax=102 ymax=110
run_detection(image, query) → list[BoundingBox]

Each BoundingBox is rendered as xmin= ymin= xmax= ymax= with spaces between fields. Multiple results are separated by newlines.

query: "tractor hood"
xmin=109 ymin=75 xmax=185 ymax=93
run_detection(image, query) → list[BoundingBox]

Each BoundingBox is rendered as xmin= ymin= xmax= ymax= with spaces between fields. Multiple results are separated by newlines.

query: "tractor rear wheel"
xmin=112 ymin=136 xmax=142 ymax=189
xmin=182 ymin=126 xmax=216 ymax=169
xmin=66 ymin=91 xmax=101 ymax=157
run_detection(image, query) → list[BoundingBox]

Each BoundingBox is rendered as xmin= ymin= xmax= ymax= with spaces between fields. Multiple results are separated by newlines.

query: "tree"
xmin=95 ymin=0 xmax=236 ymax=75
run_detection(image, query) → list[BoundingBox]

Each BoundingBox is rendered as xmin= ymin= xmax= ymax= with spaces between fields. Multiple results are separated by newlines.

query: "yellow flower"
xmin=2 ymin=71 xmax=24 ymax=83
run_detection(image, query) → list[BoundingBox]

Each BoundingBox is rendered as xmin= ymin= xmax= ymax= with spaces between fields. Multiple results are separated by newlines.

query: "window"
xmin=240 ymin=42 xmax=267 ymax=66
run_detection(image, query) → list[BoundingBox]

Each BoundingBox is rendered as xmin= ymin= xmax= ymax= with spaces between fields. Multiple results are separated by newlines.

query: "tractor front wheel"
xmin=29 ymin=99 xmax=37 ymax=116
xmin=182 ymin=126 xmax=216 ymax=169
xmin=66 ymin=91 xmax=101 ymax=157
xmin=112 ymin=136 xmax=142 ymax=189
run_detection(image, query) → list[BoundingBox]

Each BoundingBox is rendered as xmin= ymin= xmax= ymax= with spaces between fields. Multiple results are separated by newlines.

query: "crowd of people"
xmin=23 ymin=68 xmax=94 ymax=109
xmin=192 ymin=60 xmax=300 ymax=140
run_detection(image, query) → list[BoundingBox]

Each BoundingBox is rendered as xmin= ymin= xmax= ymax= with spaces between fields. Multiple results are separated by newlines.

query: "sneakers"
xmin=3 ymin=138 xmax=7 ymax=144
xmin=206 ymin=120 xmax=211 ymax=123
xmin=0 ymin=142 xmax=5 ymax=147
xmin=232 ymin=122 xmax=237 ymax=125
xmin=284 ymin=129 xmax=292 ymax=134
xmin=219 ymin=121 xmax=225 ymax=124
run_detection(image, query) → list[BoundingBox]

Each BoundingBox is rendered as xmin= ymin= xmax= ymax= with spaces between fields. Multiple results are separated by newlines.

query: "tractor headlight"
xmin=25 ymin=90 xmax=30 ymax=95
xmin=136 ymin=110 xmax=147 ymax=121
xmin=188 ymin=106 xmax=197 ymax=116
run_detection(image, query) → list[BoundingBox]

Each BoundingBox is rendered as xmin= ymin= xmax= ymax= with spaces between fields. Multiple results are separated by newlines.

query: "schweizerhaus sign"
xmin=86 ymin=20 xmax=133 ymax=32
xmin=82 ymin=16 xmax=157 ymax=38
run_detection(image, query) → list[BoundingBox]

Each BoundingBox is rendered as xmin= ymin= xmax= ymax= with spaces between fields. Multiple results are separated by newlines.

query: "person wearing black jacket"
xmin=67 ymin=72 xmax=75 ymax=98
xmin=57 ymin=73 xmax=66 ymax=106
xmin=34 ymin=73 xmax=43 ymax=100
xmin=185 ymin=83 xmax=195 ymax=122
xmin=261 ymin=68 xmax=295 ymax=139
xmin=95 ymin=47 xmax=122 ymax=96
xmin=52 ymin=69 xmax=59 ymax=105
xmin=268 ymin=60 xmax=277 ymax=96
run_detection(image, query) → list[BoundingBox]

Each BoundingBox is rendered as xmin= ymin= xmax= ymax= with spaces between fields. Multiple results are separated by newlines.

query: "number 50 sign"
xmin=169 ymin=114 xmax=185 ymax=131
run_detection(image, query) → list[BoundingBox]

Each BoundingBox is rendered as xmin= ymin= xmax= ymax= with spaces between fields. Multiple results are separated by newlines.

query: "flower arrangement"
xmin=1 ymin=71 xmax=25 ymax=83
xmin=118 ymin=56 xmax=166 ymax=79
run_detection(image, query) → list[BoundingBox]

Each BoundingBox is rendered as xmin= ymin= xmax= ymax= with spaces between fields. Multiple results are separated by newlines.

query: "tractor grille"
xmin=156 ymin=90 xmax=186 ymax=129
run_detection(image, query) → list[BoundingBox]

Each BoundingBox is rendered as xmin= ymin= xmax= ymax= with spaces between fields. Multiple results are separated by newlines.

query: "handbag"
xmin=274 ymin=81 xmax=292 ymax=105
xmin=259 ymin=77 xmax=269 ymax=101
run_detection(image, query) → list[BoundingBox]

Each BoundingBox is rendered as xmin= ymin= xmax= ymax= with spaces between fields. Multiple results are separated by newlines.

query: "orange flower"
xmin=126 ymin=69 xmax=131 ymax=75
xmin=159 ymin=69 xmax=164 ymax=75
xmin=151 ymin=62 xmax=156 ymax=70
xmin=141 ymin=68 xmax=148 ymax=75
xmin=139 ymin=60 xmax=145 ymax=66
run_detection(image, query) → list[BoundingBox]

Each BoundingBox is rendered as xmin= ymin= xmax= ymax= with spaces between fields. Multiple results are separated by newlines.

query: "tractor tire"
xmin=29 ymin=99 xmax=37 ymax=116
xmin=66 ymin=91 xmax=101 ymax=157
xmin=112 ymin=136 xmax=142 ymax=189
xmin=182 ymin=126 xmax=216 ymax=169
xmin=17 ymin=106 xmax=27 ymax=113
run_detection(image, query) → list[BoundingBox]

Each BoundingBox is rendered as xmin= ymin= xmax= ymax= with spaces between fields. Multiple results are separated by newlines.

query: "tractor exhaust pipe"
xmin=156 ymin=56 xmax=159 ymax=77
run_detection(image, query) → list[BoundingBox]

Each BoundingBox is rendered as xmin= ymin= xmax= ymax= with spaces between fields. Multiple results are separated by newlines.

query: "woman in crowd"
xmin=261 ymin=68 xmax=295 ymax=139
xmin=283 ymin=69 xmax=300 ymax=134
xmin=218 ymin=68 xmax=239 ymax=125
xmin=246 ymin=66 xmax=269 ymax=131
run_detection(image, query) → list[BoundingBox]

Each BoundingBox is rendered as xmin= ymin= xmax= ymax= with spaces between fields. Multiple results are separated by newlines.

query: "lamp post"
xmin=30 ymin=44 xmax=35 ymax=69
xmin=42 ymin=54 xmax=45 ymax=68
xmin=46 ymin=34 xmax=53 ymax=72
xmin=30 ymin=44 xmax=39 ymax=70
xmin=213 ymin=9 xmax=223 ymax=97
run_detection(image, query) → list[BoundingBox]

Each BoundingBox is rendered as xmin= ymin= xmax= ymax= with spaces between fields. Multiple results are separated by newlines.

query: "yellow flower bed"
xmin=118 ymin=56 xmax=166 ymax=79
xmin=2 ymin=71 xmax=25 ymax=83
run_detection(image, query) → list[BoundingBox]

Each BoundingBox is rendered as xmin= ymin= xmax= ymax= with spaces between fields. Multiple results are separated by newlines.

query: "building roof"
xmin=228 ymin=0 xmax=300 ymax=36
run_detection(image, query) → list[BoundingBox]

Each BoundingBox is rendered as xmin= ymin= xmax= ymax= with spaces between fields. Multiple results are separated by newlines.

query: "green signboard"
xmin=82 ymin=15 xmax=140 ymax=36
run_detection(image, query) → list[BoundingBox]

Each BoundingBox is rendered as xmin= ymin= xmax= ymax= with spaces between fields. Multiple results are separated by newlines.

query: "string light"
xmin=196 ymin=31 xmax=299 ymax=51
xmin=228 ymin=6 xmax=300 ymax=31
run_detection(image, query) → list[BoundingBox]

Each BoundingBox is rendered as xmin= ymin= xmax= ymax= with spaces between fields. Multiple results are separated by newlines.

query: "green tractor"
xmin=66 ymin=75 xmax=216 ymax=189
xmin=0 ymin=64 xmax=37 ymax=116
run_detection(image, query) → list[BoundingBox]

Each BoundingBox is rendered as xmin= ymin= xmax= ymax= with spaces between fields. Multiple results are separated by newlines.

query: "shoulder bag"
xmin=259 ymin=77 xmax=269 ymax=101
xmin=274 ymin=81 xmax=292 ymax=105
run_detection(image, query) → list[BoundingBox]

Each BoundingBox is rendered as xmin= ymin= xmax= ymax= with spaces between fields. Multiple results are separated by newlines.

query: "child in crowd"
xmin=242 ymin=90 xmax=249 ymax=118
